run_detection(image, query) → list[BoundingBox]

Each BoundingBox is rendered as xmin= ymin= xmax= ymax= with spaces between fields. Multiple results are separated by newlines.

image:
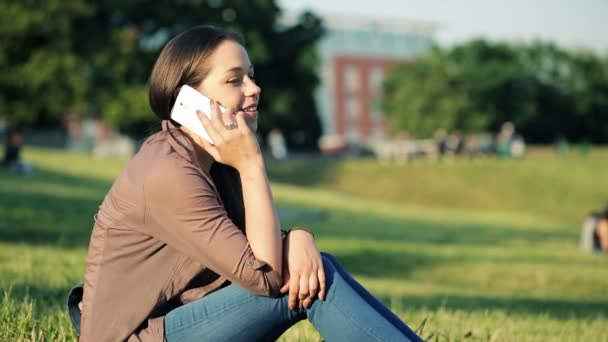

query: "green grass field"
xmin=1 ymin=147 xmax=607 ymax=341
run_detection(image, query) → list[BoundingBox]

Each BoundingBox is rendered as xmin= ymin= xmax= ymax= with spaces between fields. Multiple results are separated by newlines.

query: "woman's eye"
xmin=227 ymin=78 xmax=241 ymax=84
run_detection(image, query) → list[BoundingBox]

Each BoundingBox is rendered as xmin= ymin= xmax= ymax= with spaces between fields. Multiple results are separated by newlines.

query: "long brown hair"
xmin=148 ymin=25 xmax=246 ymax=230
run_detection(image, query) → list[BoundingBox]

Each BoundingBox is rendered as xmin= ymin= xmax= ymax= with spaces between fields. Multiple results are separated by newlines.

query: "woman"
xmin=76 ymin=25 xmax=422 ymax=342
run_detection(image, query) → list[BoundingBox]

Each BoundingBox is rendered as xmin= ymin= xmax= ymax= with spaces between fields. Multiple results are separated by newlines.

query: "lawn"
xmin=1 ymin=147 xmax=607 ymax=341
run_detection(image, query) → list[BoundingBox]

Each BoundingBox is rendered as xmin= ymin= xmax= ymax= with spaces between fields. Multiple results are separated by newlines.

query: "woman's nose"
xmin=245 ymin=78 xmax=261 ymax=97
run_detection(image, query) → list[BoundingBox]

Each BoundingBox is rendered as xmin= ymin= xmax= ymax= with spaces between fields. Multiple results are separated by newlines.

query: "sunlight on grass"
xmin=1 ymin=147 xmax=606 ymax=341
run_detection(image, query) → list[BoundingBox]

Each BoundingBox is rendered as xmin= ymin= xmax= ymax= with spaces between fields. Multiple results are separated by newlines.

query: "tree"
xmin=0 ymin=0 xmax=92 ymax=126
xmin=382 ymin=47 xmax=478 ymax=138
xmin=382 ymin=39 xmax=608 ymax=143
xmin=0 ymin=0 xmax=325 ymax=149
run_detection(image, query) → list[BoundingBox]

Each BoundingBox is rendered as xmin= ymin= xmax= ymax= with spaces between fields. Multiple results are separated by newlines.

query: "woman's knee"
xmin=320 ymin=252 xmax=341 ymax=271
xmin=319 ymin=252 xmax=342 ymax=285
xmin=319 ymin=252 xmax=357 ymax=298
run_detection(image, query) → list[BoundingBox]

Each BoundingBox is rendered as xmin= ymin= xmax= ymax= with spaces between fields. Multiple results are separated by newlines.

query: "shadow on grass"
xmin=284 ymin=208 xmax=579 ymax=280
xmin=291 ymin=208 xmax=575 ymax=248
xmin=332 ymin=249 xmax=436 ymax=278
xmin=331 ymin=247 xmax=594 ymax=281
xmin=0 ymin=157 xmax=338 ymax=248
xmin=266 ymin=158 xmax=339 ymax=186
xmin=378 ymin=293 xmax=608 ymax=319
xmin=5 ymin=167 xmax=112 ymax=194
xmin=0 ymin=168 xmax=111 ymax=247
xmin=1 ymin=283 xmax=71 ymax=308
xmin=4 ymin=283 xmax=605 ymax=323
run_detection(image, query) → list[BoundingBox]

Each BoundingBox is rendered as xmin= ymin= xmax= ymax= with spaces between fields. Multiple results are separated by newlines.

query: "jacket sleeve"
xmin=143 ymin=157 xmax=283 ymax=297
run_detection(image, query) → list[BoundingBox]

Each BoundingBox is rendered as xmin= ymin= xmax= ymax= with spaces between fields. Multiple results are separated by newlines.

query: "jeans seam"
xmin=312 ymin=268 xmax=387 ymax=342
xmin=323 ymin=294 xmax=387 ymax=342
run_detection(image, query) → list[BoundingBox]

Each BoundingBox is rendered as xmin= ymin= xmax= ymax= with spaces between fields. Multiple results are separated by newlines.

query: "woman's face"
xmin=197 ymin=40 xmax=261 ymax=132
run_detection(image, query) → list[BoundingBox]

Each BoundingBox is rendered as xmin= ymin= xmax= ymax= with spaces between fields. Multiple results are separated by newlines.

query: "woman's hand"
xmin=187 ymin=100 xmax=262 ymax=172
xmin=280 ymin=229 xmax=326 ymax=310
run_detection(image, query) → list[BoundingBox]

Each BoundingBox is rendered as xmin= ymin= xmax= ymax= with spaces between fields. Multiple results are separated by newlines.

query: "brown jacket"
xmin=80 ymin=121 xmax=283 ymax=341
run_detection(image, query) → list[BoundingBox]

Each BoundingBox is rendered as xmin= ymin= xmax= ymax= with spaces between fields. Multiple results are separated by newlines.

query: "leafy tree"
xmin=0 ymin=0 xmax=325 ymax=149
xmin=382 ymin=47 xmax=477 ymax=138
xmin=0 ymin=0 xmax=92 ymax=126
xmin=382 ymin=39 xmax=608 ymax=143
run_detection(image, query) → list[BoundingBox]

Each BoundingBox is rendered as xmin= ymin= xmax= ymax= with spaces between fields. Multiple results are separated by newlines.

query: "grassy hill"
xmin=0 ymin=147 xmax=606 ymax=341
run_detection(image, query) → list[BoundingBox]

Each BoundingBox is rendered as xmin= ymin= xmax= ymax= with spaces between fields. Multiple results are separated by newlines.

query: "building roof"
xmin=281 ymin=11 xmax=436 ymax=35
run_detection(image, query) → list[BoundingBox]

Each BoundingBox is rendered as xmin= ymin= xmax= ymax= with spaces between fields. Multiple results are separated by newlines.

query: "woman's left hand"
xmin=280 ymin=229 xmax=326 ymax=310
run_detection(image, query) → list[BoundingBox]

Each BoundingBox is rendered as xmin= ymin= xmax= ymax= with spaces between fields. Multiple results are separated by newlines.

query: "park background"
xmin=1 ymin=0 xmax=607 ymax=341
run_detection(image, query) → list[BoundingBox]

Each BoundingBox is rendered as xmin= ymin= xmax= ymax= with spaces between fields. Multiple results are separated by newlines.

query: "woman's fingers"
xmin=307 ymin=272 xmax=319 ymax=306
xmin=182 ymin=120 xmax=220 ymax=157
xmin=301 ymin=271 xmax=318 ymax=309
xmin=220 ymin=104 xmax=237 ymax=129
xmin=318 ymin=261 xmax=327 ymax=301
xmin=197 ymin=102 xmax=260 ymax=170
xmin=197 ymin=110 xmax=224 ymax=146
xmin=288 ymin=272 xmax=300 ymax=310
xmin=234 ymin=111 xmax=249 ymax=133
xmin=298 ymin=274 xmax=309 ymax=309
xmin=196 ymin=134 xmax=221 ymax=160
xmin=209 ymin=100 xmax=228 ymax=133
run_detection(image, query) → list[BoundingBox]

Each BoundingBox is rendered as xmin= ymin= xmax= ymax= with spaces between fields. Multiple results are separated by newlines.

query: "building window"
xmin=344 ymin=65 xmax=359 ymax=94
xmin=370 ymin=66 xmax=384 ymax=94
xmin=346 ymin=95 xmax=359 ymax=141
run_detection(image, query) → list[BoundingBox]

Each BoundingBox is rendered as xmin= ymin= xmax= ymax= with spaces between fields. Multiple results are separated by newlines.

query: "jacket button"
xmin=247 ymin=258 xmax=255 ymax=267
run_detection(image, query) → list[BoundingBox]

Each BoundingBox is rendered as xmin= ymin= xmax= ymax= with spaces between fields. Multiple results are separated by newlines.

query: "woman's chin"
xmin=245 ymin=117 xmax=258 ymax=133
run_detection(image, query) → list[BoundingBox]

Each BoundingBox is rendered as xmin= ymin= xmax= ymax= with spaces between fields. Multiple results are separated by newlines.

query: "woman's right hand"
xmin=189 ymin=100 xmax=262 ymax=172
xmin=280 ymin=229 xmax=326 ymax=310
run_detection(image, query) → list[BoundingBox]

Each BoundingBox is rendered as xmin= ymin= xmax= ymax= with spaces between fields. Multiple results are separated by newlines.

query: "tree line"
xmin=0 ymin=0 xmax=324 ymax=148
xmin=382 ymin=39 xmax=608 ymax=143
xmin=3 ymin=1 xmax=607 ymax=147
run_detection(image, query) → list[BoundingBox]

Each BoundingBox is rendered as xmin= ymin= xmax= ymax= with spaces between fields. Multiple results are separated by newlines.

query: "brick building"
xmin=313 ymin=15 xmax=435 ymax=146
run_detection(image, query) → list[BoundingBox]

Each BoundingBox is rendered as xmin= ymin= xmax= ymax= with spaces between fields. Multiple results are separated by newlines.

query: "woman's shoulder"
xmin=142 ymin=158 xmax=219 ymax=213
xmin=141 ymin=146 xmax=214 ymax=193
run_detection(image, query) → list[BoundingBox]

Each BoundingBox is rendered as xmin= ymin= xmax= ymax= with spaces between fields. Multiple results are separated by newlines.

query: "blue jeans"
xmin=164 ymin=253 xmax=422 ymax=341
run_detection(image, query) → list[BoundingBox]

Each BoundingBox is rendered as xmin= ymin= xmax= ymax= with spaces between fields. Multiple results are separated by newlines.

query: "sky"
xmin=278 ymin=0 xmax=608 ymax=54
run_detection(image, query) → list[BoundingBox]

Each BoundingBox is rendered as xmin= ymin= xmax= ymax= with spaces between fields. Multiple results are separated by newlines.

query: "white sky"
xmin=279 ymin=0 xmax=608 ymax=54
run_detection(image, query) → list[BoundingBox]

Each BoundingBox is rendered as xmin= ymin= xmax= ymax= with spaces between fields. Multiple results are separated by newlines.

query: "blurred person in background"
xmin=495 ymin=121 xmax=514 ymax=158
xmin=434 ymin=128 xmax=448 ymax=161
xmin=495 ymin=121 xmax=525 ymax=159
xmin=70 ymin=26 xmax=422 ymax=342
xmin=555 ymin=135 xmax=569 ymax=155
xmin=267 ymin=128 xmax=288 ymax=160
xmin=2 ymin=126 xmax=33 ymax=174
xmin=446 ymin=130 xmax=465 ymax=156
xmin=464 ymin=134 xmax=479 ymax=160
xmin=580 ymin=208 xmax=608 ymax=253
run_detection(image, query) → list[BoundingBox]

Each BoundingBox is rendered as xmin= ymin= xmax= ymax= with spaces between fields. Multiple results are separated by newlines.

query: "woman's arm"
xmin=193 ymin=104 xmax=282 ymax=274
xmin=142 ymin=103 xmax=284 ymax=297
xmin=144 ymin=157 xmax=283 ymax=297
xmin=239 ymin=161 xmax=282 ymax=274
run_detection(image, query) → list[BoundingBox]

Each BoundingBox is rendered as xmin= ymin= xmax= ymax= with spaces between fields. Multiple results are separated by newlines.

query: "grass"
xmin=1 ymin=147 xmax=607 ymax=341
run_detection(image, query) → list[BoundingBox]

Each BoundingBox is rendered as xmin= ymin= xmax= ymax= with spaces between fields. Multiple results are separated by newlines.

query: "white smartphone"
xmin=170 ymin=85 xmax=225 ymax=144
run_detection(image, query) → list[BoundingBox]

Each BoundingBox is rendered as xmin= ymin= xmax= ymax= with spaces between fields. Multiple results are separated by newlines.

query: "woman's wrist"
xmin=286 ymin=227 xmax=315 ymax=240
xmin=237 ymin=158 xmax=266 ymax=180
